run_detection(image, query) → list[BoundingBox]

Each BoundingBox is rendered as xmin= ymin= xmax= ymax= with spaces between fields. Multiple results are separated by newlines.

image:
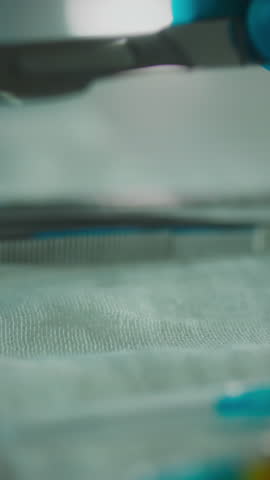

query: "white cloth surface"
xmin=1 ymin=66 xmax=270 ymax=479
xmin=0 ymin=254 xmax=270 ymax=479
xmin=1 ymin=67 xmax=270 ymax=202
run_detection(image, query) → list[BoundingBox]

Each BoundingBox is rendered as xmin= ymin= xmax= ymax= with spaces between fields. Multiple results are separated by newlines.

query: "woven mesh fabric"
xmin=0 ymin=253 xmax=270 ymax=410
xmin=2 ymin=254 xmax=270 ymax=358
xmin=1 ymin=253 xmax=270 ymax=479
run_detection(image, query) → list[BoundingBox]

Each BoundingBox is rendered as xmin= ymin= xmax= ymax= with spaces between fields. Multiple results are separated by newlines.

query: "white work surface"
xmin=1 ymin=66 xmax=270 ymax=201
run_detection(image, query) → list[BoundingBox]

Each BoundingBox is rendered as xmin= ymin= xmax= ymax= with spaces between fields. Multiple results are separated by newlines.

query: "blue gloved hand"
xmin=172 ymin=0 xmax=270 ymax=64
xmin=248 ymin=0 xmax=270 ymax=63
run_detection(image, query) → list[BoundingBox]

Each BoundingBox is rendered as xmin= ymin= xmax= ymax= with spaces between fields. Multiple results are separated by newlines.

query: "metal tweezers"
xmin=0 ymin=16 xmax=261 ymax=99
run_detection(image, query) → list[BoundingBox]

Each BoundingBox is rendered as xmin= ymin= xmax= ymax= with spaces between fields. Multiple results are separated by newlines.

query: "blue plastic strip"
xmin=34 ymin=225 xmax=254 ymax=241
xmin=34 ymin=227 xmax=143 ymax=240
xmin=171 ymin=0 xmax=247 ymax=26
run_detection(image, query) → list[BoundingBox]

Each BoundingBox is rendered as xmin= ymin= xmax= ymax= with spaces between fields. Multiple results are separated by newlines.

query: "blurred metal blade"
xmin=0 ymin=18 xmax=259 ymax=99
xmin=0 ymin=38 xmax=135 ymax=98
xmin=128 ymin=18 xmax=258 ymax=70
xmin=18 ymin=39 xmax=134 ymax=76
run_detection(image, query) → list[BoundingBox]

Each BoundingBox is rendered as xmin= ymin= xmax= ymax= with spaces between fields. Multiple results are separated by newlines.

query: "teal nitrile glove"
xmin=171 ymin=0 xmax=248 ymax=25
xmin=248 ymin=0 xmax=270 ymax=63
xmin=172 ymin=0 xmax=270 ymax=65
